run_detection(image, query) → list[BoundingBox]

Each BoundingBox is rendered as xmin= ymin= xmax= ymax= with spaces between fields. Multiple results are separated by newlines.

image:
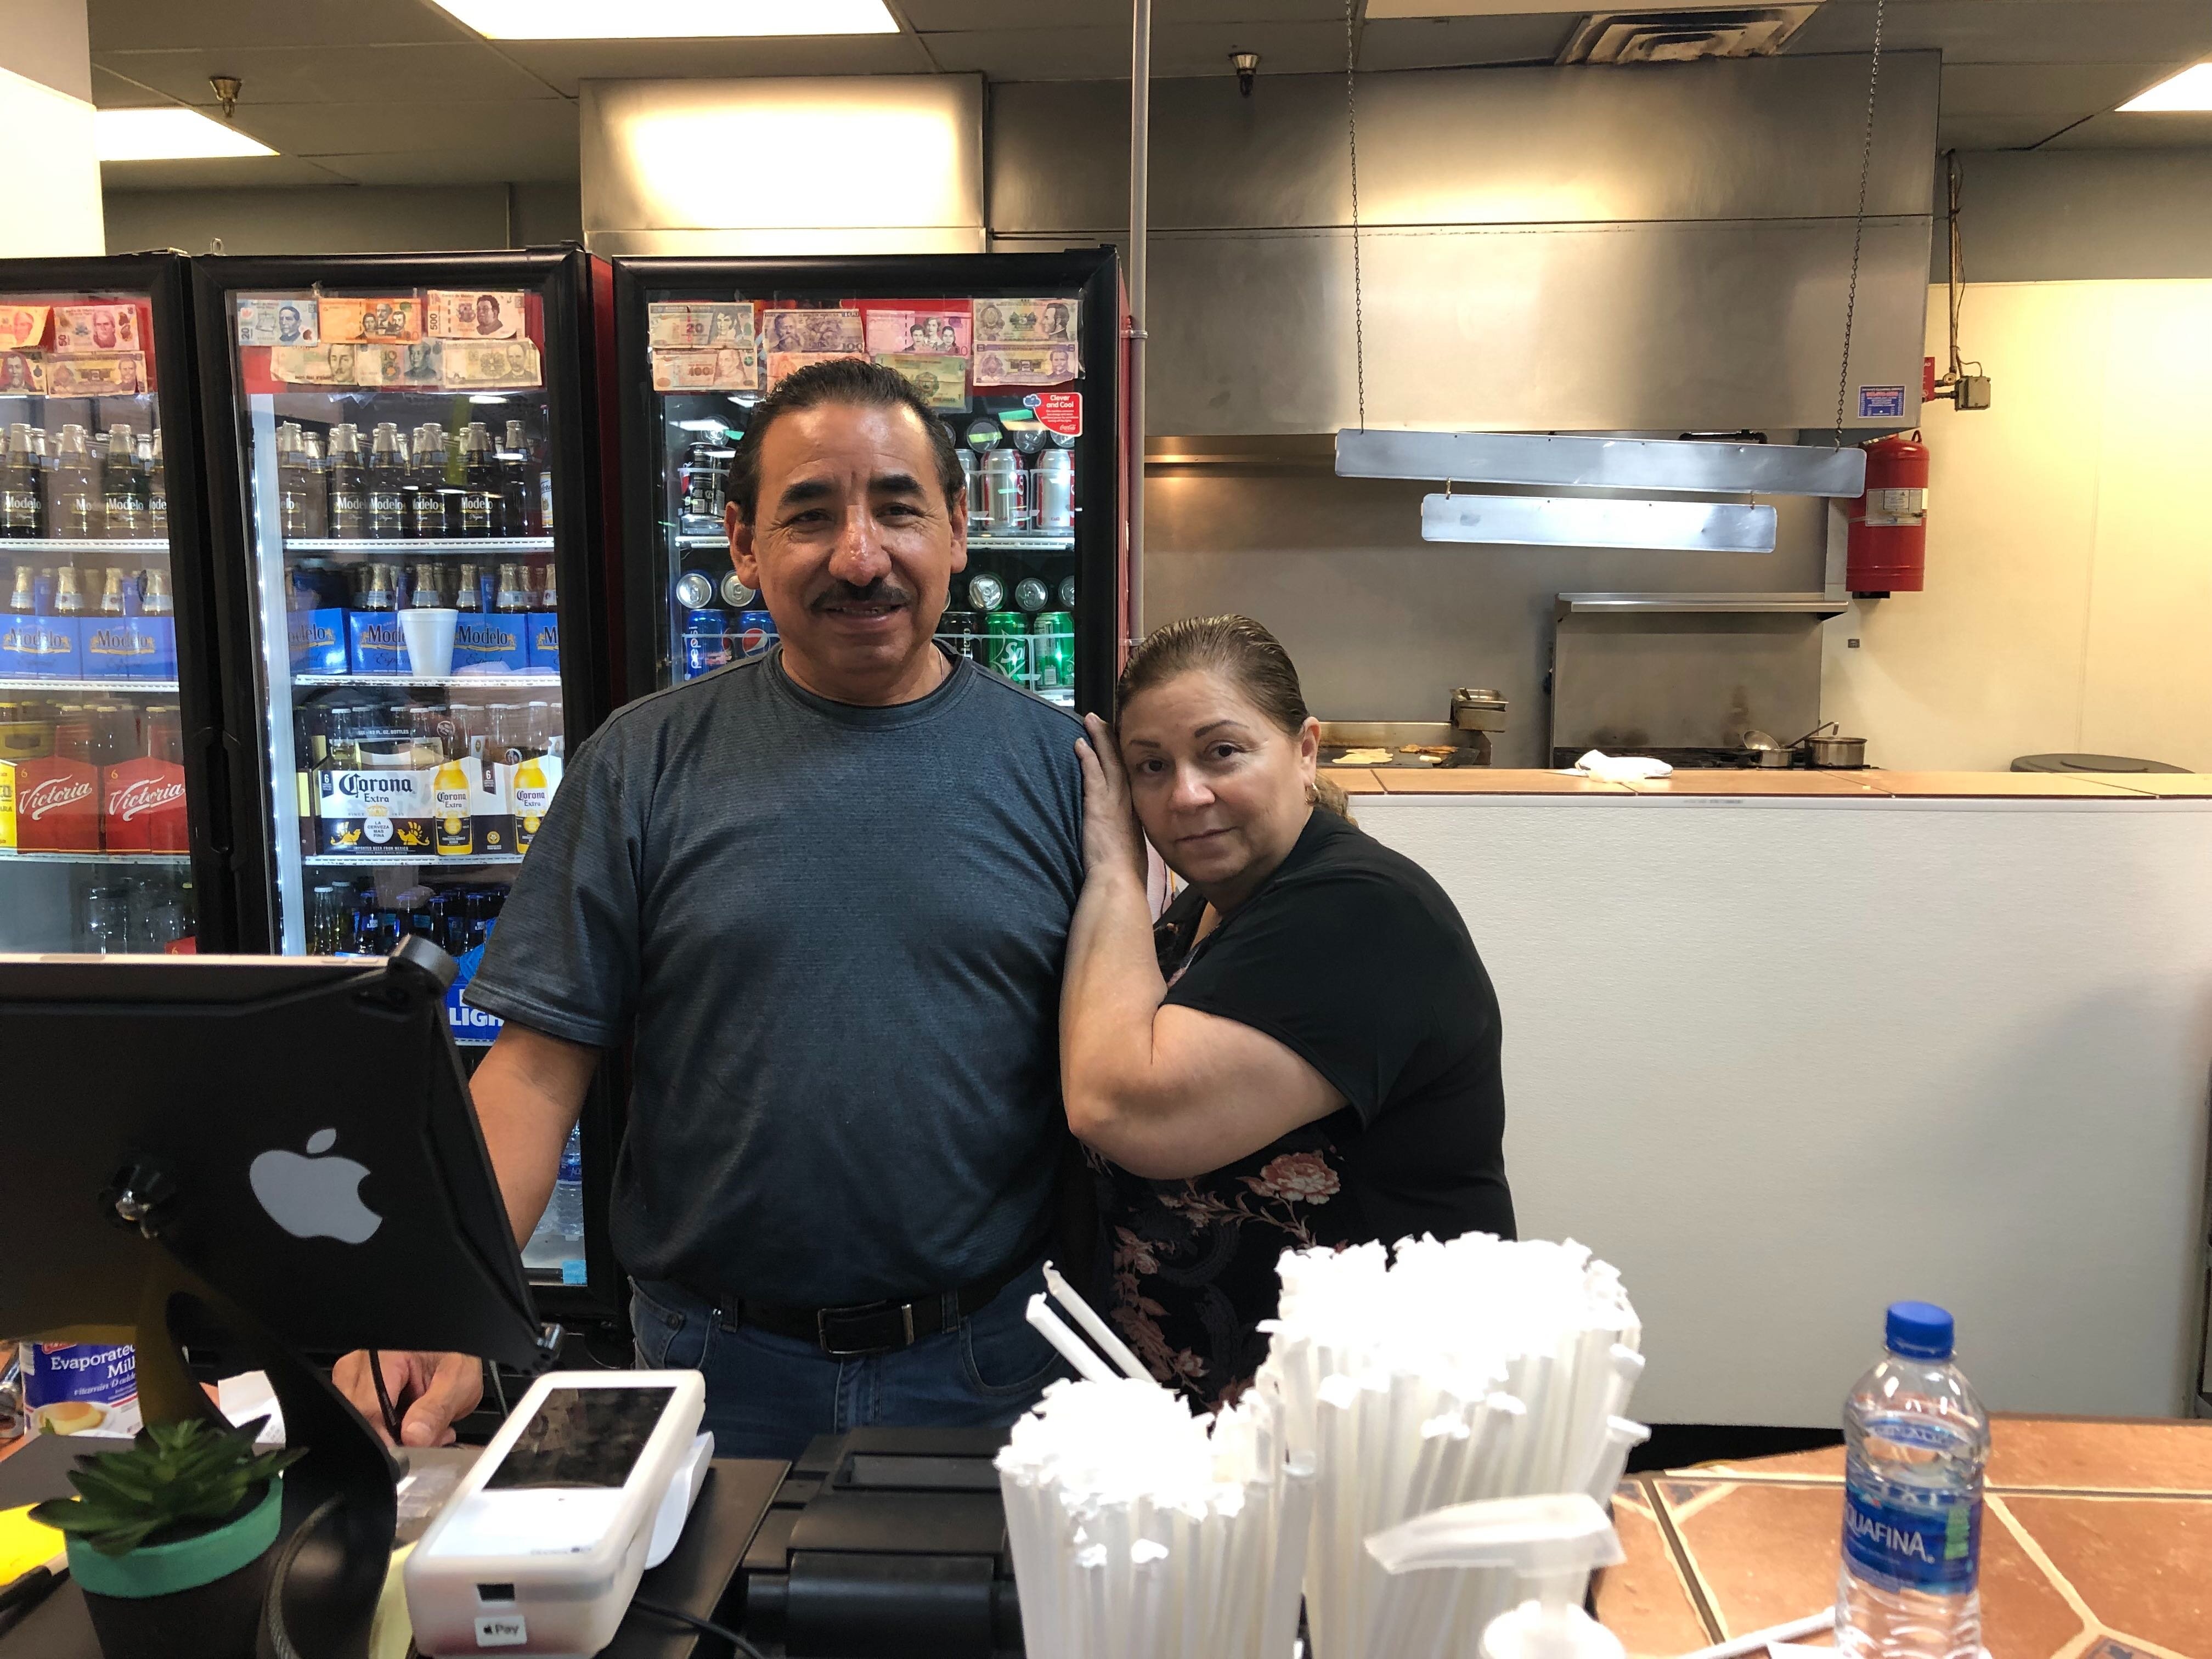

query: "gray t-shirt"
xmin=465 ymin=646 xmax=1084 ymax=1306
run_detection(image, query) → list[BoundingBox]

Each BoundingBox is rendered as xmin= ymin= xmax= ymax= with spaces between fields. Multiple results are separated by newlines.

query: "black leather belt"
xmin=698 ymin=1250 xmax=1036 ymax=1358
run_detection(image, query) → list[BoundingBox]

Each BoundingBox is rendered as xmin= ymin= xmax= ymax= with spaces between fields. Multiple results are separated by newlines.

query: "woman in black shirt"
xmin=1062 ymin=614 xmax=1514 ymax=1408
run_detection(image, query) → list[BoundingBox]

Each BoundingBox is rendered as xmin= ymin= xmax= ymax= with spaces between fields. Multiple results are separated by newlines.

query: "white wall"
xmin=104 ymin=182 xmax=583 ymax=258
xmin=1357 ymin=792 xmax=2212 ymax=1427
xmin=1822 ymin=280 xmax=2212 ymax=771
xmin=0 ymin=0 xmax=100 ymax=258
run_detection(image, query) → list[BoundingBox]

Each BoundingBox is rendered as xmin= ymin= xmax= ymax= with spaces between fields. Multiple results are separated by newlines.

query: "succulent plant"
xmin=29 ymin=1417 xmax=306 ymax=1557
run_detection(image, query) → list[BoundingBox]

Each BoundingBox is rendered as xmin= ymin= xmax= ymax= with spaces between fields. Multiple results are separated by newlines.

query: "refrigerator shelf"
xmin=295 ymin=673 xmax=561 ymax=689
xmin=0 ymin=538 xmax=169 ymax=554
xmin=969 ymin=534 xmax=1075 ymax=553
xmin=283 ymin=537 xmax=555 ymax=554
xmin=0 ymin=676 xmax=179 ymax=694
xmin=1 ymin=850 xmax=190 ymax=865
xmin=301 ymin=851 xmax=526 ymax=867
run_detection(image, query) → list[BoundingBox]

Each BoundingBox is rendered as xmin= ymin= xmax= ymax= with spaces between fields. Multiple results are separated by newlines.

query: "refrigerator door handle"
xmin=192 ymin=727 xmax=235 ymax=859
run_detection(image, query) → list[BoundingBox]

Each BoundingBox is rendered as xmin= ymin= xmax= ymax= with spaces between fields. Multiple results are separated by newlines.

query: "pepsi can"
xmin=735 ymin=609 xmax=777 ymax=659
xmin=681 ymin=608 xmax=730 ymax=680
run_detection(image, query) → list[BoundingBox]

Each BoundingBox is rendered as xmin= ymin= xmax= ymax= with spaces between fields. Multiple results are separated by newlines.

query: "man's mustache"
xmin=809 ymin=578 xmax=915 ymax=611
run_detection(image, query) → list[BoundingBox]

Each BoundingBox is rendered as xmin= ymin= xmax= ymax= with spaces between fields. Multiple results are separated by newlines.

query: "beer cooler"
xmin=192 ymin=249 xmax=628 ymax=1326
xmin=611 ymin=250 xmax=1126 ymax=709
xmin=0 ymin=252 xmax=235 ymax=957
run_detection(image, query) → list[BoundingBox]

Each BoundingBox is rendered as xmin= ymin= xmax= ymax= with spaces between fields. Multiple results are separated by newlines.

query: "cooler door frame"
xmin=189 ymin=247 xmax=628 ymax=1333
xmin=610 ymin=246 xmax=1126 ymax=713
xmin=0 ymin=251 xmax=237 ymax=950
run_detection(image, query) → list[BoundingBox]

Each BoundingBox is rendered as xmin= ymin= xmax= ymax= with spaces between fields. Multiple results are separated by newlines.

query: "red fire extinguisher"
xmin=1845 ymin=432 xmax=1929 ymax=595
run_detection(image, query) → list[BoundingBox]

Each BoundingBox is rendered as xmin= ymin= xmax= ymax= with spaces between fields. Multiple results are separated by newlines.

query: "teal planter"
xmin=69 ymin=1476 xmax=283 ymax=1659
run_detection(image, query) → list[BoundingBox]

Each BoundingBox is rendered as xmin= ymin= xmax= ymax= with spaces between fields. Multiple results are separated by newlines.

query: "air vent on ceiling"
xmin=1559 ymin=4 xmax=1821 ymax=65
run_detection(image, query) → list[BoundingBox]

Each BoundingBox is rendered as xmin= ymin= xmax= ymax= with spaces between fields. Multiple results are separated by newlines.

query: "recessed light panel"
xmin=96 ymin=108 xmax=276 ymax=161
xmin=428 ymin=0 xmax=897 ymax=38
xmin=2119 ymin=63 xmax=2212 ymax=112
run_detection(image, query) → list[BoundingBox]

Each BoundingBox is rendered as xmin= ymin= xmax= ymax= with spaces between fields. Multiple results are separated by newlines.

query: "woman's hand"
xmin=1075 ymin=713 xmax=1148 ymax=888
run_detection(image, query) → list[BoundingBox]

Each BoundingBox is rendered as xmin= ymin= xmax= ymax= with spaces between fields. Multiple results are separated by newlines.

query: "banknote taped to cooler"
xmin=425 ymin=290 xmax=526 ymax=340
xmin=651 ymin=345 xmax=758 ymax=392
xmin=647 ymin=302 xmax=755 ymax=353
xmin=442 ymin=338 xmax=541 ymax=388
xmin=972 ymin=343 xmax=1079 ymax=386
xmin=972 ymin=297 xmax=1078 ymax=349
xmin=270 ymin=343 xmax=355 ymax=385
xmin=0 ymin=353 xmax=46 ymax=394
xmin=351 ymin=340 xmax=443 ymax=387
xmin=765 ymin=351 xmax=867 ymax=389
xmin=53 ymin=304 xmax=142 ymax=356
xmin=0 ymin=304 xmax=50 ymax=352
xmin=758 ymin=308 xmax=865 ymax=356
xmin=872 ymin=353 xmax=969 ymax=411
xmin=864 ymin=309 xmax=972 ymax=357
xmin=318 ymin=296 xmax=423 ymax=343
xmin=235 ymin=295 xmax=320 ymax=347
xmin=45 ymin=354 xmax=144 ymax=396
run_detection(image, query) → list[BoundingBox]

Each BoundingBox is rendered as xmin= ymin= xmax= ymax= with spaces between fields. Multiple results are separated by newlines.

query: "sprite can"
xmin=985 ymin=611 xmax=1032 ymax=687
xmin=1034 ymin=611 xmax=1075 ymax=697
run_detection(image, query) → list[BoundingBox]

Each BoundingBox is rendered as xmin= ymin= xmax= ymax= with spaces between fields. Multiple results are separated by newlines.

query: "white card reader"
xmin=404 ymin=1369 xmax=709 ymax=1656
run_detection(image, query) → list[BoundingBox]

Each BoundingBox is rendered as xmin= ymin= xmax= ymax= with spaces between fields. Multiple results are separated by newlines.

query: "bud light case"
xmin=289 ymin=607 xmax=347 ymax=675
xmin=451 ymin=616 xmax=529 ymax=674
xmin=347 ymin=611 xmax=407 ymax=675
xmin=24 ymin=1341 xmax=142 ymax=1438
xmin=0 ymin=616 xmax=79 ymax=678
xmin=527 ymin=612 xmax=560 ymax=673
xmin=447 ymin=922 xmax=505 ymax=1046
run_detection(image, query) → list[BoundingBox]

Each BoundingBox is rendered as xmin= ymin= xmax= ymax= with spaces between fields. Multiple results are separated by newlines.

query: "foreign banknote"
xmin=351 ymin=341 xmax=444 ymax=387
xmin=442 ymin=339 xmax=542 ymax=388
xmin=269 ymin=343 xmax=356 ymax=385
xmin=864 ymin=311 xmax=970 ymax=356
xmin=53 ymin=304 xmax=142 ymax=356
xmin=318 ymin=297 xmax=422 ymax=343
xmin=764 ymin=351 xmax=865 ymax=389
xmin=0 ymin=306 xmax=49 ymax=353
xmin=758 ymin=309 xmax=864 ymax=356
xmin=872 ymin=353 xmax=968 ymax=411
xmin=647 ymin=302 xmax=754 ymax=353
xmin=234 ymin=295 xmax=319 ymax=347
xmin=0 ymin=353 xmax=45 ymax=394
xmin=651 ymin=346 xmax=759 ymax=392
xmin=971 ymin=298 xmax=1077 ymax=347
xmin=425 ymin=290 xmax=525 ymax=340
xmin=46 ymin=354 xmax=145 ymax=396
xmin=973 ymin=344 xmax=1079 ymax=385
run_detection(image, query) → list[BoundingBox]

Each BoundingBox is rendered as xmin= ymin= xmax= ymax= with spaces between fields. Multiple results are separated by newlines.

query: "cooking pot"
xmin=1740 ymin=730 xmax=1795 ymax=769
xmin=1798 ymin=723 xmax=1868 ymax=768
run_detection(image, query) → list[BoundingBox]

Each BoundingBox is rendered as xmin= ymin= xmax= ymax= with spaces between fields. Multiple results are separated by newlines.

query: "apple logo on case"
xmin=249 ymin=1128 xmax=382 ymax=1244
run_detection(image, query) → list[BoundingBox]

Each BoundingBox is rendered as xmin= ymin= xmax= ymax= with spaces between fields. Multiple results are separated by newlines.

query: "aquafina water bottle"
xmin=1837 ymin=1301 xmax=1989 ymax=1659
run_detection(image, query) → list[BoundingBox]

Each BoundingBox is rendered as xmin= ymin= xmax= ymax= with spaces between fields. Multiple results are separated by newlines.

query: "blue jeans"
xmin=629 ymin=1259 xmax=1068 ymax=1463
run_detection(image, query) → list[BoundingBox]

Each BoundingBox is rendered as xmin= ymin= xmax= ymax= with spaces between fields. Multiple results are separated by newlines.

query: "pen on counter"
xmin=0 ymin=1550 xmax=69 ymax=1621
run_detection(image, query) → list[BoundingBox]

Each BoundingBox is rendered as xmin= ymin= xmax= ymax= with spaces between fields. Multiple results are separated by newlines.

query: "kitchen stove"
xmin=1548 ymin=745 xmax=1810 ymax=770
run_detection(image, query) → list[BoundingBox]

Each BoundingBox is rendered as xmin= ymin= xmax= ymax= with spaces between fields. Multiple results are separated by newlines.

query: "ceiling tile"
xmin=91 ymin=0 xmax=472 ymax=52
xmin=89 ymin=62 xmax=161 ymax=105
xmin=902 ymin=0 xmax=1342 ymax=19
xmin=93 ymin=44 xmax=560 ymax=106
xmin=1942 ymin=61 xmax=2185 ymax=117
xmin=302 ymin=144 xmax=575 ymax=184
xmin=1934 ymin=113 xmax=2074 ymax=149
xmin=1787 ymin=1 xmax=2212 ymax=66
xmin=1358 ymin=14 xmax=1578 ymax=70
xmin=230 ymin=98 xmax=576 ymax=160
xmin=504 ymin=34 xmax=934 ymax=95
xmin=101 ymin=156 xmax=359 ymax=193
xmin=929 ymin=20 xmax=1352 ymax=79
xmin=2041 ymin=109 xmax=2212 ymax=148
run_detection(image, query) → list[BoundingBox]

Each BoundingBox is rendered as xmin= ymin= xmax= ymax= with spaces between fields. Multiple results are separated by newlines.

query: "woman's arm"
xmin=1064 ymin=716 xmax=1344 ymax=1180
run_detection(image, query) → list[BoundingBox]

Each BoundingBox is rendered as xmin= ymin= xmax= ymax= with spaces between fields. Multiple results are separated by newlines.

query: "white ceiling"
xmin=90 ymin=0 xmax=2212 ymax=192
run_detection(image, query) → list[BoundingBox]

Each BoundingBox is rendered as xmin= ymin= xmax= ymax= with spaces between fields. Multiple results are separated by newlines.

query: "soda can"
xmin=1034 ymin=611 xmax=1076 ymax=696
xmin=735 ymin=610 xmax=777 ymax=659
xmin=681 ymin=608 xmax=730 ymax=680
xmin=966 ymin=573 xmax=1005 ymax=613
xmin=1058 ymin=575 xmax=1077 ymax=610
xmin=720 ymin=571 xmax=757 ymax=608
xmin=985 ymin=611 xmax=1032 ymax=687
xmin=936 ymin=608 xmax=983 ymax=664
xmin=1035 ymin=448 xmax=1074 ymax=534
xmin=1014 ymin=577 xmax=1050 ymax=613
xmin=673 ymin=570 xmax=716 ymax=611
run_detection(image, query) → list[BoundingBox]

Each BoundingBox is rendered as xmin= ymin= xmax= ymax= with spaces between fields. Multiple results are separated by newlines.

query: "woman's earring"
xmin=1306 ymin=782 xmax=1318 ymax=804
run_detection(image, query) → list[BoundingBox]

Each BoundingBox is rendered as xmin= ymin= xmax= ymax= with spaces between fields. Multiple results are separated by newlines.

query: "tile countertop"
xmin=1596 ymin=1414 xmax=2212 ymax=1658
xmin=1332 ymin=767 xmax=2212 ymax=799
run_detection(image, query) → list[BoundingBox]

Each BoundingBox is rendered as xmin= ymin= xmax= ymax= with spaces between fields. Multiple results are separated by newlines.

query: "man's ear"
xmin=726 ymin=500 xmax=759 ymax=587
xmin=949 ymin=486 xmax=969 ymax=574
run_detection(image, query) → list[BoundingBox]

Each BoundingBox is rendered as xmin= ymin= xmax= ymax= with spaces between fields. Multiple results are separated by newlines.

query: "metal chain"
xmin=1345 ymin=0 xmax=1366 ymax=433
xmin=1833 ymin=0 xmax=1886 ymax=444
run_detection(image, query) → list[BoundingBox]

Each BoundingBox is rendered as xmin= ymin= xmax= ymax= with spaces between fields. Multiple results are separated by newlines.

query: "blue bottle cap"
xmin=1886 ymin=1300 xmax=1955 ymax=1361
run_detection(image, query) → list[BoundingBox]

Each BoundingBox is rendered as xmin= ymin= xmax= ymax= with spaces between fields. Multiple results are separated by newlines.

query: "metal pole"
xmin=1126 ymin=0 xmax=1151 ymax=656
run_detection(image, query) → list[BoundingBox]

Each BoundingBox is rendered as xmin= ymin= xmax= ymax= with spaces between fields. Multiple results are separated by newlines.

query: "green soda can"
xmin=985 ymin=610 xmax=1033 ymax=687
xmin=1034 ymin=611 xmax=1075 ymax=697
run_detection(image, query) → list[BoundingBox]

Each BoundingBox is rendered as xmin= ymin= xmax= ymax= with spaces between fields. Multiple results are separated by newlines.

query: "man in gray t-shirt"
xmin=335 ymin=359 xmax=1079 ymax=1458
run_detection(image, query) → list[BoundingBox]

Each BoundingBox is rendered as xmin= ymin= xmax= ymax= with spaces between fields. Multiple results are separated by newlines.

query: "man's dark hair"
xmin=728 ymin=357 xmax=964 ymax=524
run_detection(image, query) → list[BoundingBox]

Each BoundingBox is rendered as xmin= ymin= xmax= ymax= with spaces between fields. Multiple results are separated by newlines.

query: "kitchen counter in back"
xmin=1323 ymin=767 xmax=2212 ymax=798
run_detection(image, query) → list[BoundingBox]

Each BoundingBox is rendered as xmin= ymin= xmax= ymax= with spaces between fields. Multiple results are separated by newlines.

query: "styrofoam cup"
xmin=399 ymin=607 xmax=458 ymax=678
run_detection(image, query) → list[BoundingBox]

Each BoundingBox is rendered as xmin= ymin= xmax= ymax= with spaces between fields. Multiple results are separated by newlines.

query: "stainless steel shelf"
xmin=1556 ymin=591 xmax=1852 ymax=618
xmin=284 ymin=537 xmax=553 ymax=554
xmin=0 ymin=538 xmax=168 ymax=553
xmin=295 ymin=673 xmax=560 ymax=689
xmin=0 ymin=676 xmax=178 ymax=693
xmin=969 ymin=534 xmax=1075 ymax=553
xmin=1 ymin=850 xmax=189 ymax=865
xmin=302 ymin=851 xmax=525 ymax=867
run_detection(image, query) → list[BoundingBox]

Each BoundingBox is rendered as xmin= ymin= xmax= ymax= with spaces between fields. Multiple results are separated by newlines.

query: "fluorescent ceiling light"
xmin=97 ymin=107 xmax=275 ymax=161
xmin=427 ymin=0 xmax=896 ymax=38
xmin=2119 ymin=63 xmax=2212 ymax=112
xmin=1422 ymin=493 xmax=1778 ymax=553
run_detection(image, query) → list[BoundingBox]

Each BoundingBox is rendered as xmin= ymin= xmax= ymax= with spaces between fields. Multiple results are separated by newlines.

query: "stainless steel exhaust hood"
xmin=988 ymin=52 xmax=1938 ymax=436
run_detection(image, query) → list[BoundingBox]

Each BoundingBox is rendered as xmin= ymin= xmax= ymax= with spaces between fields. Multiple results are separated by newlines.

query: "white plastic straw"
xmin=1043 ymin=1260 xmax=1154 ymax=1382
xmin=1027 ymin=1294 xmax=1120 ymax=1385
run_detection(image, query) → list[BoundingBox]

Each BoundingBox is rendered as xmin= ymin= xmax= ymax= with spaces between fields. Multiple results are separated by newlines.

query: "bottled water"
xmin=1837 ymin=1301 xmax=1989 ymax=1659
xmin=523 ymin=1125 xmax=585 ymax=1284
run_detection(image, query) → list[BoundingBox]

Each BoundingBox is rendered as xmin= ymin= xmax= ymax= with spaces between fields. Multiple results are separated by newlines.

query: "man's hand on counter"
xmin=332 ymin=1349 xmax=484 ymax=1448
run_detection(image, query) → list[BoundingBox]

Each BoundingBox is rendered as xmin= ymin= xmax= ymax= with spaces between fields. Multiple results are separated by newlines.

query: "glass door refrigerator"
xmin=192 ymin=249 xmax=627 ymax=1328
xmin=0 ymin=252 xmax=233 ymax=958
xmin=611 ymin=250 xmax=1126 ymax=709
